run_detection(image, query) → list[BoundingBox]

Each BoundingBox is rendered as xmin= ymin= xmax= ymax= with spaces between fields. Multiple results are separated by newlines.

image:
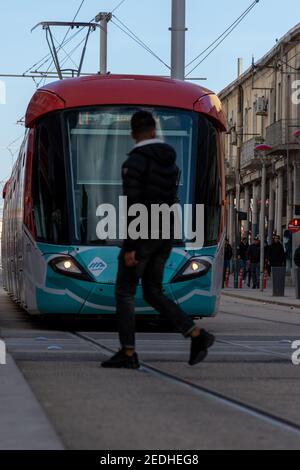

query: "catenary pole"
xmin=260 ymin=159 xmax=267 ymax=291
xmin=170 ymin=0 xmax=186 ymax=80
xmin=96 ymin=12 xmax=112 ymax=74
xmin=256 ymin=144 xmax=272 ymax=290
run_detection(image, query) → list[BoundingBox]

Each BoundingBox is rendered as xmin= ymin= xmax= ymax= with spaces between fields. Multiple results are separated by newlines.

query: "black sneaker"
xmin=101 ymin=350 xmax=140 ymax=369
xmin=189 ymin=330 xmax=215 ymax=366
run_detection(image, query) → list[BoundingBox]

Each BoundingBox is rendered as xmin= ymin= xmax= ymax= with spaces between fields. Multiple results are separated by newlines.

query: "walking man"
xmin=102 ymin=110 xmax=215 ymax=369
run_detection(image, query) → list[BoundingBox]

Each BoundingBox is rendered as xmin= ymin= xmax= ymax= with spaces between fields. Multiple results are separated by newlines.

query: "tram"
xmin=1 ymin=74 xmax=226 ymax=315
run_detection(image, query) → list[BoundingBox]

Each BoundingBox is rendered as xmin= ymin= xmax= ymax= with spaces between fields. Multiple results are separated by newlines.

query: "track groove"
xmin=219 ymin=309 xmax=300 ymax=327
xmin=73 ymin=331 xmax=300 ymax=437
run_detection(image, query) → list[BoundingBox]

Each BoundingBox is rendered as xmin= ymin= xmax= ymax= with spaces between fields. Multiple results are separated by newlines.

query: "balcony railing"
xmin=265 ymin=119 xmax=300 ymax=151
xmin=240 ymin=136 xmax=264 ymax=170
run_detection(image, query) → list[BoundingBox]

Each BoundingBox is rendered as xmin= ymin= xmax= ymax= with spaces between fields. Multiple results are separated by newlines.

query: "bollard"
xmin=239 ymin=269 xmax=243 ymax=289
xmin=295 ymin=268 xmax=300 ymax=300
xmin=225 ymin=268 xmax=230 ymax=288
xmin=263 ymin=269 xmax=267 ymax=290
xmin=272 ymin=267 xmax=286 ymax=297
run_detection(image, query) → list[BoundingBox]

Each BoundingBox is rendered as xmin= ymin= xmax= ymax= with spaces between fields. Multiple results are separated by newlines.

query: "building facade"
xmin=219 ymin=23 xmax=300 ymax=262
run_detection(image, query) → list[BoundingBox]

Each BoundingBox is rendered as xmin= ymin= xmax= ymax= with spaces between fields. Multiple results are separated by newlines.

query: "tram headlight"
xmin=49 ymin=256 xmax=92 ymax=282
xmin=172 ymin=257 xmax=212 ymax=283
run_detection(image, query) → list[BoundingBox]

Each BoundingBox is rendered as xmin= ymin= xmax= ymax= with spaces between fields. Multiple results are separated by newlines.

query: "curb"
xmin=0 ymin=353 xmax=64 ymax=450
xmin=222 ymin=291 xmax=300 ymax=310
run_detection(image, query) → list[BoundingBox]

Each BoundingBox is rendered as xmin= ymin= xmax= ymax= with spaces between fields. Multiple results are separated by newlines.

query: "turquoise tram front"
xmin=1 ymin=75 xmax=226 ymax=316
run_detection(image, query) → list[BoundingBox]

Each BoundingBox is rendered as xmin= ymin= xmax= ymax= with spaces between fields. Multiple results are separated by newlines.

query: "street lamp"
xmin=255 ymin=144 xmax=273 ymax=291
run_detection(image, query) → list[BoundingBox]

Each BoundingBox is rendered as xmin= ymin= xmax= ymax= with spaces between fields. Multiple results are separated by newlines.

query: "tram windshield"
xmin=32 ymin=107 xmax=221 ymax=247
xmin=66 ymin=106 xmax=195 ymax=245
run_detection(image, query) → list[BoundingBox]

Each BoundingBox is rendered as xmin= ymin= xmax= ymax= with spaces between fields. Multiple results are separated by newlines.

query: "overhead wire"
xmin=27 ymin=25 xmax=90 ymax=75
xmin=1 ymin=135 xmax=24 ymax=171
xmin=59 ymin=0 xmax=86 ymax=48
xmin=112 ymin=0 xmax=127 ymax=14
xmin=6 ymin=135 xmax=24 ymax=149
xmin=111 ymin=16 xmax=170 ymax=70
xmin=31 ymin=24 xmax=93 ymax=75
xmin=185 ymin=0 xmax=260 ymax=69
xmin=52 ymin=34 xmax=79 ymax=69
xmin=250 ymin=49 xmax=300 ymax=89
xmin=38 ymin=26 xmax=94 ymax=87
xmin=185 ymin=0 xmax=260 ymax=77
xmin=23 ymin=1 xmax=88 ymax=77
xmin=5 ymin=2 xmax=91 ymax=163
xmin=279 ymin=54 xmax=300 ymax=72
xmin=59 ymin=36 xmax=88 ymax=70
xmin=36 ymin=0 xmax=88 ymax=87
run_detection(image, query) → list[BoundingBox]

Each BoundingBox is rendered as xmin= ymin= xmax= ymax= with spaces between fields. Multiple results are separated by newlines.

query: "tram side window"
xmin=195 ymin=116 xmax=221 ymax=246
xmin=32 ymin=114 xmax=69 ymax=244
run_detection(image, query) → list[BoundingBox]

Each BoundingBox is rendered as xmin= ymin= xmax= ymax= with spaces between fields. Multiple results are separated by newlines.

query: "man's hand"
xmin=124 ymin=251 xmax=138 ymax=267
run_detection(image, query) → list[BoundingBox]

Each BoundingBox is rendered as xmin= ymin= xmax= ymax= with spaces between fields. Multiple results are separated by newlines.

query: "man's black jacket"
xmin=248 ymin=243 xmax=260 ymax=264
xmin=122 ymin=141 xmax=179 ymax=251
xmin=224 ymin=244 xmax=233 ymax=261
xmin=238 ymin=242 xmax=249 ymax=261
xmin=268 ymin=242 xmax=286 ymax=267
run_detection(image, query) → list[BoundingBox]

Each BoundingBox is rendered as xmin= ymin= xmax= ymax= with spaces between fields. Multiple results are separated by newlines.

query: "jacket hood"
xmin=129 ymin=143 xmax=177 ymax=167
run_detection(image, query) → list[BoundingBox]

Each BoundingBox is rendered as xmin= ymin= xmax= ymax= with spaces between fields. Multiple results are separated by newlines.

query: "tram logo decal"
xmin=0 ymin=340 xmax=6 ymax=365
xmin=292 ymin=340 xmax=300 ymax=366
xmin=88 ymin=257 xmax=107 ymax=277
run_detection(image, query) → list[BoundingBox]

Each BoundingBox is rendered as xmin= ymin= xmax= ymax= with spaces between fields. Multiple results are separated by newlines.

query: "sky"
xmin=0 ymin=0 xmax=300 ymax=187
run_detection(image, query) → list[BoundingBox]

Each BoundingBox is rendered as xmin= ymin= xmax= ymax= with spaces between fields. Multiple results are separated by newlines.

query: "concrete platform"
xmin=0 ymin=286 xmax=63 ymax=450
xmin=0 ymin=353 xmax=64 ymax=450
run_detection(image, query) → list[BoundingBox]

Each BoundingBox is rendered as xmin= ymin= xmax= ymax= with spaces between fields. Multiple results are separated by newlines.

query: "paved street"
xmin=1 ymin=284 xmax=300 ymax=450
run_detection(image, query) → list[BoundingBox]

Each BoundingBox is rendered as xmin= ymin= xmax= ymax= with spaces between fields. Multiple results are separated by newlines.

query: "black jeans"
xmin=250 ymin=262 xmax=260 ymax=288
xmin=116 ymin=240 xmax=196 ymax=348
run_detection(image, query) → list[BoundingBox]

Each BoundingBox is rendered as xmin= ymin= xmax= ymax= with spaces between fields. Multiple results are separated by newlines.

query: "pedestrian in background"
xmin=265 ymin=239 xmax=271 ymax=276
xmin=248 ymin=236 xmax=260 ymax=289
xmin=238 ymin=237 xmax=249 ymax=281
xmin=223 ymin=238 xmax=233 ymax=288
xmin=268 ymin=235 xmax=286 ymax=268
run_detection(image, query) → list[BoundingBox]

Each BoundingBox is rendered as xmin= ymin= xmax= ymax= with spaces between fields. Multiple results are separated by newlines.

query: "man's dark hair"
xmin=131 ymin=110 xmax=156 ymax=135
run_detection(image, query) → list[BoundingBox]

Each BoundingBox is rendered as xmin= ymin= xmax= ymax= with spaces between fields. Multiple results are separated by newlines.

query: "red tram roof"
xmin=25 ymin=74 xmax=226 ymax=130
